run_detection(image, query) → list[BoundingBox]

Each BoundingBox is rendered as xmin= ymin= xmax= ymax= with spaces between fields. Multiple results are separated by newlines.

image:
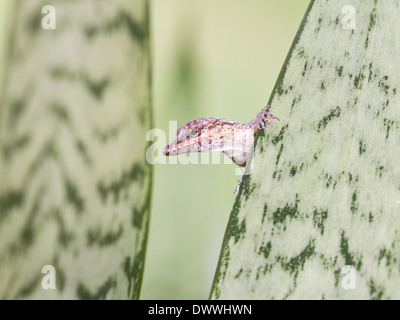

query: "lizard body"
xmin=163 ymin=105 xmax=279 ymax=193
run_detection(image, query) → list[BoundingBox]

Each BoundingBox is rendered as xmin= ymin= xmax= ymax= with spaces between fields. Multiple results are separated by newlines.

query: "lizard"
xmin=163 ymin=105 xmax=280 ymax=194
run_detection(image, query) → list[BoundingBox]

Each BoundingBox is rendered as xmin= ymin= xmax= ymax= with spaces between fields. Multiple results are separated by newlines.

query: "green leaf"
xmin=0 ymin=0 xmax=152 ymax=299
xmin=211 ymin=0 xmax=400 ymax=299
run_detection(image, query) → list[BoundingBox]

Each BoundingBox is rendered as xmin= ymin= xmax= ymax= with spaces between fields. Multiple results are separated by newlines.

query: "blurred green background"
xmin=0 ymin=0 xmax=11 ymax=91
xmin=0 ymin=0 xmax=309 ymax=299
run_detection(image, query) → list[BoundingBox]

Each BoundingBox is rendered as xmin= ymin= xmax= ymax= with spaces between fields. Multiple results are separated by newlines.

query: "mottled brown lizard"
xmin=163 ymin=105 xmax=280 ymax=193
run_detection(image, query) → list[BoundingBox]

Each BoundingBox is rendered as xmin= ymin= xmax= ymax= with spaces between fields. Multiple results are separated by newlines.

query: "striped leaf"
xmin=0 ymin=0 xmax=151 ymax=299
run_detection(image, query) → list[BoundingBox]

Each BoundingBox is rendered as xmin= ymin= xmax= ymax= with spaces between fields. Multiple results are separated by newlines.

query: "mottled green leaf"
xmin=211 ymin=0 xmax=400 ymax=300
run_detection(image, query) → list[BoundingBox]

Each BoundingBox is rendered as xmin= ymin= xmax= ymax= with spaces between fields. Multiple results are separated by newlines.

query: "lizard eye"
xmin=189 ymin=128 xmax=199 ymax=137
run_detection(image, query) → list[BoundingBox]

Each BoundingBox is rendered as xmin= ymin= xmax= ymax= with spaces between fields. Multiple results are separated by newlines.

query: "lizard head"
xmin=163 ymin=117 xmax=234 ymax=156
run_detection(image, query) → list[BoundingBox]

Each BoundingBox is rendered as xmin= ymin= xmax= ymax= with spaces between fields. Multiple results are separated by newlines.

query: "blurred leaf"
xmin=0 ymin=0 xmax=152 ymax=299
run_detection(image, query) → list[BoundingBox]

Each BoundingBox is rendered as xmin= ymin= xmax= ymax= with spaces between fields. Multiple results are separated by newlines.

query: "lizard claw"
xmin=265 ymin=112 xmax=280 ymax=121
xmin=262 ymin=105 xmax=280 ymax=120
xmin=257 ymin=114 xmax=273 ymax=128
xmin=256 ymin=105 xmax=280 ymax=129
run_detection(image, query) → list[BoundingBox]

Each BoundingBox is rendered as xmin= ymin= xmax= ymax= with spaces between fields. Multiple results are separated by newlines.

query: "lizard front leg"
xmin=234 ymin=105 xmax=280 ymax=194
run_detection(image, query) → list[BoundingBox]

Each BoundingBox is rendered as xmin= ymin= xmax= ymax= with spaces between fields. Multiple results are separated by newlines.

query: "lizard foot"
xmin=256 ymin=105 xmax=280 ymax=129
xmin=233 ymin=178 xmax=243 ymax=194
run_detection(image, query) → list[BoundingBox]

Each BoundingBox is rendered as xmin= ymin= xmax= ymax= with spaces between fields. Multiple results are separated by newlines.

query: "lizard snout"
xmin=163 ymin=145 xmax=170 ymax=156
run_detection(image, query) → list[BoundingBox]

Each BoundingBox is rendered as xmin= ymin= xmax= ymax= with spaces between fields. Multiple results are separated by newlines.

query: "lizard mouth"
xmin=163 ymin=145 xmax=170 ymax=156
xmin=163 ymin=139 xmax=199 ymax=156
xmin=163 ymin=142 xmax=183 ymax=156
